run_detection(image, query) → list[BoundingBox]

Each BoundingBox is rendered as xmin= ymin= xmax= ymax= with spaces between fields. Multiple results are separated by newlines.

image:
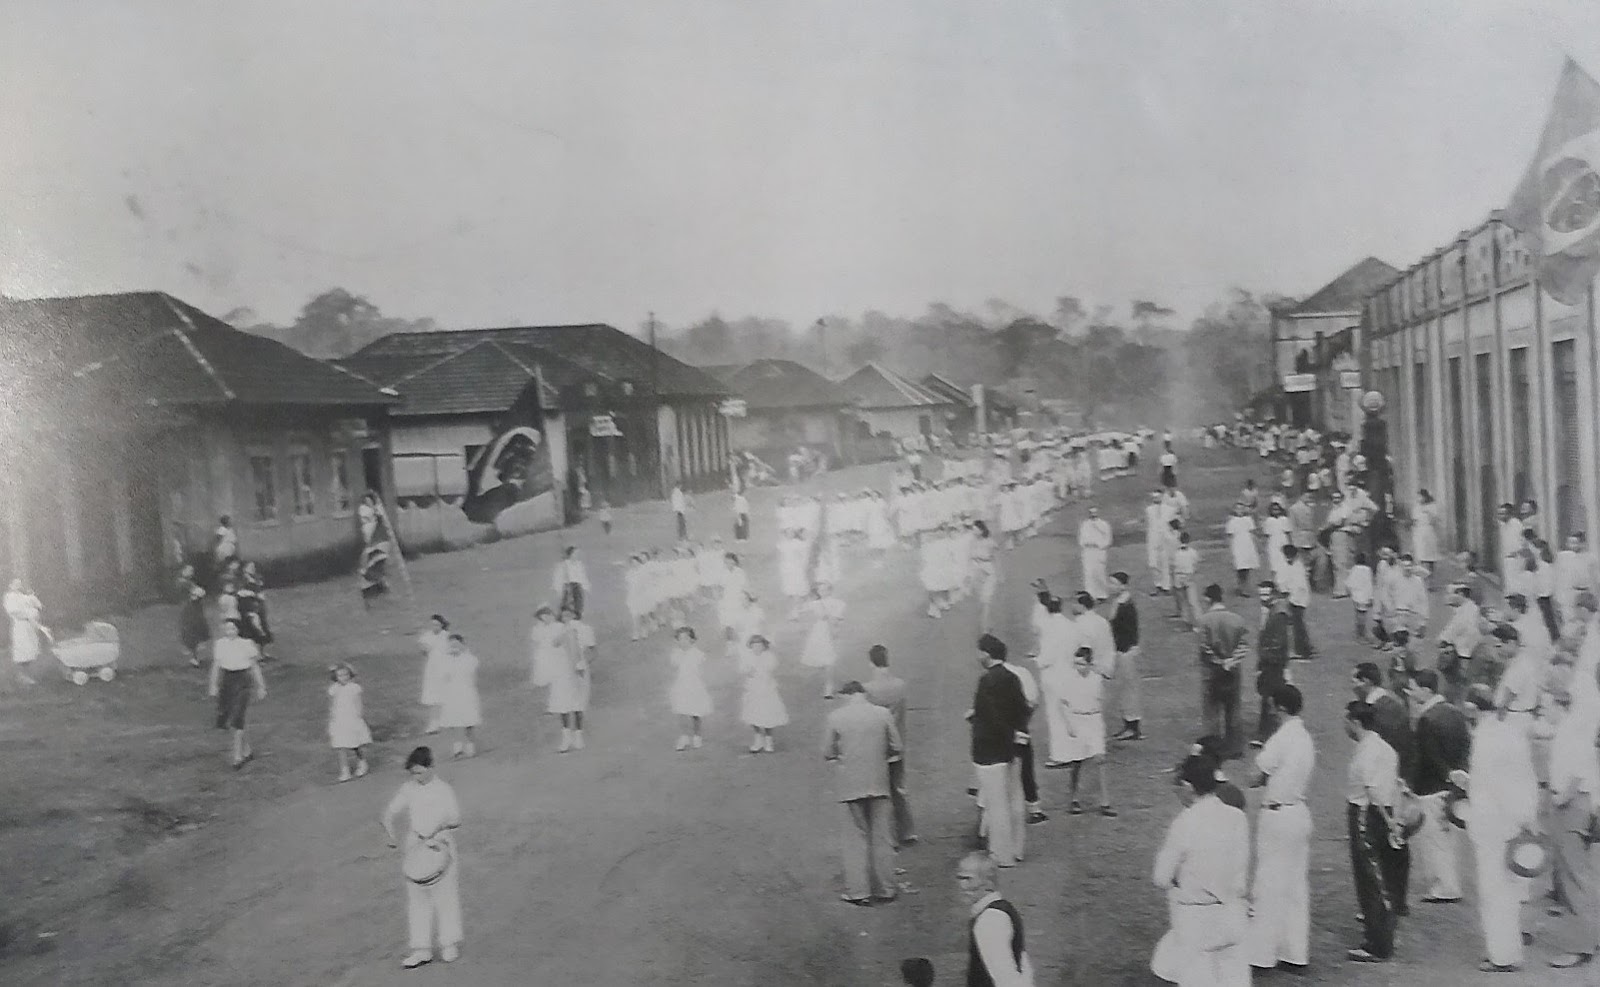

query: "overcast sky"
xmin=1 ymin=1 xmax=1595 ymax=334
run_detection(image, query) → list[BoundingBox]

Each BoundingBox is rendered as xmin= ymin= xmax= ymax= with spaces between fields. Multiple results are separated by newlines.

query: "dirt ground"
xmin=0 ymin=443 xmax=1589 ymax=986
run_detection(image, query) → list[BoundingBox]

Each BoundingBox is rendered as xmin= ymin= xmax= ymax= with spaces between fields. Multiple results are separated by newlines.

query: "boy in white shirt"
xmin=1347 ymin=553 xmax=1374 ymax=642
xmin=1172 ymin=533 xmax=1201 ymax=628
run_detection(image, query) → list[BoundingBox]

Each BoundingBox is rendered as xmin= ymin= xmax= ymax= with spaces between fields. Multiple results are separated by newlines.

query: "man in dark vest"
xmin=957 ymin=851 xmax=1035 ymax=986
xmin=1254 ymin=582 xmax=1292 ymax=745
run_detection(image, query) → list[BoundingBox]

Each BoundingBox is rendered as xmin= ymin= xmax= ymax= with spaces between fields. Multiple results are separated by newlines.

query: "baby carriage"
xmin=47 ymin=621 xmax=120 ymax=684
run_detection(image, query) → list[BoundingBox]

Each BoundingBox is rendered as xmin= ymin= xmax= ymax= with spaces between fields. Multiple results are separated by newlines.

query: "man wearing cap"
xmin=822 ymin=681 xmax=903 ymax=906
xmin=1406 ymin=669 xmax=1469 ymax=905
xmin=958 ymin=852 xmax=1036 ymax=986
xmin=1248 ymin=684 xmax=1315 ymax=974
xmin=1078 ymin=507 xmax=1113 ymax=602
xmin=1196 ymin=584 xmax=1249 ymax=760
xmin=969 ymin=634 xmax=1029 ymax=867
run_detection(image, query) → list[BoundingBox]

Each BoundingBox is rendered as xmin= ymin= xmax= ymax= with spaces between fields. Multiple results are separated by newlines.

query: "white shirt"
xmin=1549 ymin=691 xmax=1600 ymax=800
xmin=1438 ymin=600 xmax=1482 ymax=656
xmin=1280 ymin=560 xmax=1310 ymax=608
xmin=383 ymin=777 xmax=462 ymax=844
xmin=1256 ymin=717 xmax=1315 ymax=806
xmin=733 ymin=493 xmax=750 ymax=516
xmin=213 ymin=636 xmax=260 ymax=672
xmin=552 ymin=559 xmax=591 ymax=592
xmin=1078 ymin=518 xmax=1111 ymax=550
xmin=1494 ymin=648 xmax=1545 ymax=713
xmin=1153 ymin=794 xmax=1250 ymax=906
xmin=1074 ymin=612 xmax=1116 ymax=677
xmin=970 ymin=892 xmax=1036 ymax=987
xmin=1003 ymin=661 xmax=1040 ymax=707
xmin=1346 ymin=731 xmax=1399 ymax=807
xmin=671 ymin=488 xmax=687 ymax=513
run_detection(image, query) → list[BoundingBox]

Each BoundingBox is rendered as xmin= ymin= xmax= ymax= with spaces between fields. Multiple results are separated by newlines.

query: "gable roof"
xmin=349 ymin=324 xmax=728 ymax=399
xmin=717 ymin=359 xmax=853 ymax=410
xmin=917 ymin=372 xmax=976 ymax=408
xmin=1289 ymin=257 xmax=1400 ymax=315
xmin=0 ymin=292 xmax=395 ymax=410
xmin=836 ymin=363 xmax=951 ymax=409
xmin=339 ymin=340 xmax=572 ymax=416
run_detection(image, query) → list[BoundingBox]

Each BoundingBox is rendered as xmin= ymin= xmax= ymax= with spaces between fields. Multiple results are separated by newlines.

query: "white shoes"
xmin=558 ymin=731 xmax=573 ymax=754
xmin=402 ymin=951 xmax=432 ymax=969
xmin=763 ymin=736 xmax=775 ymax=753
xmin=675 ymin=736 xmax=690 ymax=751
xmin=338 ymin=769 xmax=352 ymax=783
xmin=441 ymin=945 xmax=459 ymax=963
xmin=573 ymin=730 xmax=585 ymax=750
xmin=691 ymin=735 xmax=703 ymax=749
xmin=749 ymin=739 xmax=764 ymax=753
xmin=355 ymin=760 xmax=369 ymax=777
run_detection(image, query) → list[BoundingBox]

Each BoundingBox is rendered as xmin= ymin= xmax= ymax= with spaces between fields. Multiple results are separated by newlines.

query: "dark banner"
xmin=463 ymin=392 xmax=555 ymax=525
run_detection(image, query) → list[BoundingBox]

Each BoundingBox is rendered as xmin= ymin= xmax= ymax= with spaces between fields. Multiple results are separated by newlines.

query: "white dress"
xmin=718 ymin=568 xmax=748 ymax=629
xmin=800 ymin=597 xmax=845 ymax=668
xmin=328 ymin=681 xmax=374 ymax=749
xmin=1412 ymin=502 xmax=1440 ymax=563
xmin=438 ymin=650 xmax=482 ymax=729
xmin=4 ymin=590 xmax=42 ymax=665
xmin=528 ymin=621 xmax=564 ymax=687
xmin=668 ymin=646 xmax=713 ymax=717
xmin=1263 ymin=516 xmax=1291 ymax=577
xmin=1226 ymin=515 xmax=1259 ymax=571
xmin=419 ymin=630 xmax=451 ymax=706
xmin=545 ymin=622 xmax=594 ymax=714
xmin=777 ymin=539 xmax=810 ymax=597
xmin=1055 ymin=666 xmax=1106 ymax=761
xmin=739 ymin=649 xmax=789 ymax=729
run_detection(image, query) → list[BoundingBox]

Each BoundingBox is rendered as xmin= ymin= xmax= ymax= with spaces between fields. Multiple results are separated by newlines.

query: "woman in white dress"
xmin=328 ymin=662 xmax=373 ymax=782
xmin=526 ymin=606 xmax=563 ymax=689
xmin=1262 ymin=503 xmax=1292 ymax=585
xmin=1411 ymin=489 xmax=1441 ymax=578
xmin=800 ymin=582 xmax=846 ymax=698
xmin=777 ymin=530 xmax=811 ymax=617
xmin=971 ymin=520 xmax=999 ymax=630
xmin=381 ymin=745 xmax=464 ymax=970
xmin=437 ymin=634 xmax=481 ymax=759
xmin=668 ymin=626 xmax=712 ymax=751
xmin=1224 ymin=503 xmax=1260 ymax=597
xmin=419 ymin=614 xmax=452 ymax=734
xmin=4 ymin=579 xmax=43 ymax=685
xmin=739 ymin=634 xmax=789 ymax=753
xmin=1057 ymin=645 xmax=1115 ymax=816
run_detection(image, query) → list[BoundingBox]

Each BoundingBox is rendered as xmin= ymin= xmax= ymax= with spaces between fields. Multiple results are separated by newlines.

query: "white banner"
xmin=1282 ymin=373 xmax=1316 ymax=393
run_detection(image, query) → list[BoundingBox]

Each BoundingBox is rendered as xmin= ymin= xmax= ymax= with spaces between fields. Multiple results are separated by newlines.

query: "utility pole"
xmin=815 ymin=318 xmax=827 ymax=376
xmin=648 ymin=311 xmax=665 ymax=497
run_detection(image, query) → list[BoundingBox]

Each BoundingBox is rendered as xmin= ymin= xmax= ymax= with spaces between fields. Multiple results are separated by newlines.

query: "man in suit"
xmin=1289 ymin=491 xmax=1320 ymax=590
xmin=1352 ymin=661 xmax=1413 ymax=917
xmin=823 ymin=680 xmax=903 ymax=905
xmin=969 ymin=634 xmax=1030 ymax=867
xmin=1254 ymin=583 xmax=1292 ymax=745
xmin=1405 ymin=668 xmax=1470 ymax=904
xmin=863 ymin=645 xmax=916 ymax=847
xmin=1196 ymin=584 xmax=1249 ymax=759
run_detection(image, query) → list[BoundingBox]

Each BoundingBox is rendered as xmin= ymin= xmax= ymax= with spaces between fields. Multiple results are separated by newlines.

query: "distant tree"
xmin=994 ymin=317 xmax=1058 ymax=378
xmin=1051 ymin=295 xmax=1088 ymax=335
xmin=845 ymin=335 xmax=886 ymax=367
xmin=238 ymin=288 xmax=437 ymax=357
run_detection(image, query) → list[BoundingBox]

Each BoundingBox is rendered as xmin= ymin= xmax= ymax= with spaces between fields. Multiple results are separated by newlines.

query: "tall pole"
xmin=815 ymin=318 xmax=827 ymax=376
xmin=649 ymin=312 xmax=664 ymax=497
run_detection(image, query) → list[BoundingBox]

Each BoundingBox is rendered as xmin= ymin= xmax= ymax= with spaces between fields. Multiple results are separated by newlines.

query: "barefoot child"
xmin=668 ymin=626 xmax=712 ymax=751
xmin=328 ymin=662 xmax=372 ymax=781
xmin=739 ymin=634 xmax=788 ymax=753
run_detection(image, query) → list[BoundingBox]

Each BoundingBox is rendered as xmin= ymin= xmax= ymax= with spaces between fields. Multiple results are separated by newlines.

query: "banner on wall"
xmin=462 ymin=391 xmax=555 ymax=525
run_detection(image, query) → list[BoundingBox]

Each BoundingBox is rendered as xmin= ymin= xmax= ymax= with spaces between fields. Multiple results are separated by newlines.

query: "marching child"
xmin=738 ymin=634 xmax=788 ymax=753
xmin=327 ymin=662 xmax=372 ymax=782
xmin=801 ymin=582 xmax=847 ymax=698
xmin=668 ymin=626 xmax=712 ymax=751
xmin=1347 ymin=552 xmax=1374 ymax=642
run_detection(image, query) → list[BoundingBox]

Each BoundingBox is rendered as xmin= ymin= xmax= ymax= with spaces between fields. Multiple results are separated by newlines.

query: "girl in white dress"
xmin=735 ymin=591 xmax=766 ymax=653
xmin=548 ymin=607 xmax=596 ymax=753
xmin=718 ymin=554 xmax=748 ymax=639
xmin=527 ymin=606 xmax=563 ymax=689
xmin=438 ymin=634 xmax=481 ymax=758
xmin=801 ymin=582 xmax=846 ymax=697
xmin=1224 ymin=504 xmax=1260 ymax=597
xmin=1262 ymin=503 xmax=1291 ymax=584
xmin=1411 ymin=489 xmax=1441 ymax=575
xmin=419 ymin=615 xmax=452 ymax=734
xmin=668 ymin=626 xmax=712 ymax=751
xmin=4 ymin=579 xmax=43 ymax=685
xmin=739 ymin=634 xmax=789 ymax=753
xmin=328 ymin=662 xmax=373 ymax=782
xmin=777 ymin=530 xmax=811 ymax=617
xmin=1058 ymin=645 xmax=1114 ymax=816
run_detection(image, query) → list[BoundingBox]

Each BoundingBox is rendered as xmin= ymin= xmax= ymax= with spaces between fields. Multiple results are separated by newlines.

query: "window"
xmin=249 ymin=454 xmax=278 ymax=522
xmin=289 ymin=448 xmax=316 ymax=517
xmin=329 ymin=451 xmax=353 ymax=515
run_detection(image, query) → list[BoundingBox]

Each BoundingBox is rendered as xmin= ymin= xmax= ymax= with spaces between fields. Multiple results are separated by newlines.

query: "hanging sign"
xmin=719 ymin=398 xmax=747 ymax=418
xmin=589 ymin=415 xmax=622 ymax=437
xmin=1282 ymin=373 xmax=1317 ymax=393
xmin=1339 ymin=371 xmax=1362 ymax=390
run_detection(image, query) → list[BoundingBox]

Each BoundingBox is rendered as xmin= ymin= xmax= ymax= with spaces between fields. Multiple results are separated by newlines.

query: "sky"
xmin=1 ymin=1 xmax=1596 ymax=335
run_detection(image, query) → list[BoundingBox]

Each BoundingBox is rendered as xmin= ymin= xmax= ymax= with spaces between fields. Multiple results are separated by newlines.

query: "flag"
xmin=1506 ymin=57 xmax=1600 ymax=305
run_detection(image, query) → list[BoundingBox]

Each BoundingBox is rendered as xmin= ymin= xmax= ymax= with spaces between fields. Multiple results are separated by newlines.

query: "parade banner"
xmin=1506 ymin=58 xmax=1600 ymax=305
xmin=462 ymin=388 xmax=555 ymax=526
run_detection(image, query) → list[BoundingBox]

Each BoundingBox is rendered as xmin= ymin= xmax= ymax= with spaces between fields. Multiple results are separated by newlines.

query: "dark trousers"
xmin=559 ymin=582 xmax=585 ymax=618
xmin=1255 ymin=664 xmax=1287 ymax=741
xmin=1014 ymin=741 xmax=1038 ymax=805
xmin=1290 ymin=605 xmax=1313 ymax=658
xmin=1202 ymin=673 xmax=1243 ymax=759
xmin=675 ymin=511 xmax=688 ymax=541
xmin=1539 ymin=596 xmax=1562 ymax=644
xmin=1348 ymin=804 xmax=1397 ymax=958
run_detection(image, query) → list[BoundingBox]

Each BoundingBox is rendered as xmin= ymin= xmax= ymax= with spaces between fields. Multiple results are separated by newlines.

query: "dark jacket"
xmin=1410 ymin=699 xmax=1471 ymax=795
xmin=1258 ymin=604 xmax=1292 ymax=670
xmin=971 ymin=664 xmax=1029 ymax=766
xmin=1369 ymin=691 xmax=1416 ymax=782
xmin=1110 ymin=598 xmax=1139 ymax=652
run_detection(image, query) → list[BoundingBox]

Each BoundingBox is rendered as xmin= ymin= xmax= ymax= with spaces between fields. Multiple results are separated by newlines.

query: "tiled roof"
xmin=1289 ymin=258 xmax=1400 ymax=315
xmin=918 ymin=373 xmax=976 ymax=408
xmin=836 ymin=362 xmax=950 ymax=409
xmin=718 ymin=359 xmax=853 ymax=411
xmin=349 ymin=324 xmax=728 ymax=399
xmin=0 ymin=292 xmax=395 ymax=409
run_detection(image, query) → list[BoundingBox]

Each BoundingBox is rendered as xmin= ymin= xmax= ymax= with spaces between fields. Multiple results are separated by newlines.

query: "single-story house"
xmin=343 ymin=324 xmax=732 ymax=515
xmin=835 ymin=362 xmax=958 ymax=443
xmin=0 ymin=292 xmax=397 ymax=613
xmin=918 ymin=372 xmax=1020 ymax=438
xmin=706 ymin=358 xmax=854 ymax=462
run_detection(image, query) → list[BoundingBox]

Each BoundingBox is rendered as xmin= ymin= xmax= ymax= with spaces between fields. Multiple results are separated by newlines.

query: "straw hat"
xmin=1505 ymin=829 xmax=1553 ymax=879
xmin=404 ymin=840 xmax=451 ymax=886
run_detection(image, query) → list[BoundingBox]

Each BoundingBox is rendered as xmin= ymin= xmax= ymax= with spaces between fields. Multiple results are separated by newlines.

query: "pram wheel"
xmin=98 ymin=667 xmax=115 ymax=682
xmin=71 ymin=670 xmax=89 ymax=686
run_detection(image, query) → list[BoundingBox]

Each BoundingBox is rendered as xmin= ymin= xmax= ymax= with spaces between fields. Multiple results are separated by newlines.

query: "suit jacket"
xmin=1368 ymin=692 xmax=1416 ymax=783
xmin=864 ymin=673 xmax=909 ymax=742
xmin=1258 ymin=605 xmax=1292 ymax=670
xmin=1410 ymin=700 xmax=1471 ymax=795
xmin=1196 ymin=607 xmax=1248 ymax=683
xmin=971 ymin=664 xmax=1029 ymax=766
xmin=822 ymin=699 xmax=903 ymax=802
xmin=1288 ymin=501 xmax=1317 ymax=549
